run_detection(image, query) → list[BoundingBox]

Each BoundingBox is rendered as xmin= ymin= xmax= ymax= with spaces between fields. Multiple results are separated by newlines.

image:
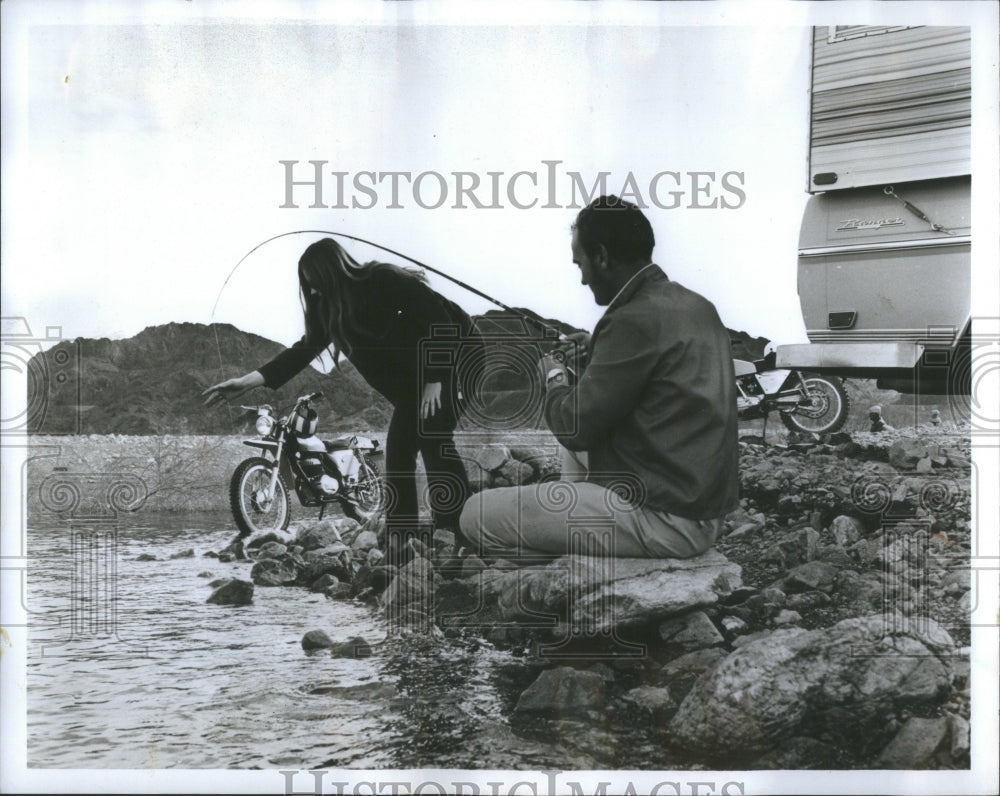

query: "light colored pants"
xmin=459 ymin=449 xmax=723 ymax=559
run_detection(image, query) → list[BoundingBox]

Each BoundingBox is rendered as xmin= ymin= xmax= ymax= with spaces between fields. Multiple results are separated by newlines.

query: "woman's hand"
xmin=202 ymin=371 xmax=265 ymax=406
xmin=421 ymin=381 xmax=443 ymax=419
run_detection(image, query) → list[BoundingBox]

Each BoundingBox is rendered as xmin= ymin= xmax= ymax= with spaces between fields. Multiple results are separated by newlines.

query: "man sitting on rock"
xmin=460 ymin=196 xmax=739 ymax=558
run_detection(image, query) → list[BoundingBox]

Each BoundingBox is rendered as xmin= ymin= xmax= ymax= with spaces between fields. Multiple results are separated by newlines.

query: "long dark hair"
xmin=297 ymin=238 xmax=427 ymax=364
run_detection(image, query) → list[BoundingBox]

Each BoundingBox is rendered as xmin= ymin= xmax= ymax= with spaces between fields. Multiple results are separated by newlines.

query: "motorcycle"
xmin=734 ymin=351 xmax=851 ymax=435
xmin=229 ymin=391 xmax=385 ymax=536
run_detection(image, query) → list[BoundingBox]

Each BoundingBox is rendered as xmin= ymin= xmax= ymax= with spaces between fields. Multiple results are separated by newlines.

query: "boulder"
xmin=300 ymin=544 xmax=353 ymax=583
xmin=250 ymin=555 xmax=299 ymax=587
xmin=294 ymin=520 xmax=344 ymax=551
xmin=218 ymin=538 xmax=247 ymax=561
xmin=479 ymin=551 xmax=741 ymax=633
xmin=657 ymin=610 xmax=724 ymax=654
xmin=472 ymin=445 xmax=510 ymax=473
xmin=784 ymin=560 xmax=839 ymax=593
xmin=947 ymin=713 xmax=970 ymax=761
xmin=301 ymin=629 xmax=335 ymax=651
xmin=169 ymin=549 xmax=195 ymax=559
xmin=197 ymin=571 xmax=214 ymax=578
xmin=351 ymin=530 xmax=380 ymax=552
xmin=246 ymin=531 xmax=286 ymax=549
xmin=773 ymin=609 xmax=802 ymax=626
xmin=206 ymin=579 xmax=254 ymax=606
xmin=310 ymin=573 xmax=340 ymax=593
xmin=622 ymin=685 xmax=677 ymax=720
xmin=494 ymin=459 xmax=534 ymax=488
xmin=830 ymin=515 xmax=865 ymax=548
xmin=873 ymin=716 xmax=949 ymax=768
xmin=889 ymin=440 xmax=932 ymax=471
xmin=135 ymin=553 xmax=157 ymax=561
xmin=669 ymin=614 xmax=954 ymax=760
xmin=432 ymin=528 xmax=457 ymax=549
xmin=383 ymin=557 xmax=438 ymax=614
xmin=514 ymin=666 xmax=605 ymax=716
xmin=461 ymin=555 xmax=489 ymax=579
xmin=331 ymin=636 xmax=374 ymax=658
xmin=256 ymin=541 xmax=288 ymax=560
xmin=655 ymin=647 xmax=729 ymax=703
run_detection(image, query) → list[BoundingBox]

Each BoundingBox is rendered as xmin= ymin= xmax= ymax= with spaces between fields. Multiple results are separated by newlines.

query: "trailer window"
xmin=827 ymin=26 xmax=917 ymax=43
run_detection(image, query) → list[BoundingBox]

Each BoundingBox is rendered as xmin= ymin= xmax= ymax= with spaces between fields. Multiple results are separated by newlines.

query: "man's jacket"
xmin=544 ymin=265 xmax=739 ymax=520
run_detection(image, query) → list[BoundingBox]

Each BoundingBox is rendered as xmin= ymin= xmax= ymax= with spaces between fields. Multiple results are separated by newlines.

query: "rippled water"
xmin=27 ymin=513 xmax=676 ymax=770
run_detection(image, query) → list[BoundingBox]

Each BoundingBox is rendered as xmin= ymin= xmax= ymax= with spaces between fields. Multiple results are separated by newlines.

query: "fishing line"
xmin=209 ymin=229 xmax=568 ymax=420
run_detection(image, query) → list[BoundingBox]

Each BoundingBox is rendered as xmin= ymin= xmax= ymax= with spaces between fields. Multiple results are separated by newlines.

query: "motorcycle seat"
xmin=324 ymin=437 xmax=353 ymax=452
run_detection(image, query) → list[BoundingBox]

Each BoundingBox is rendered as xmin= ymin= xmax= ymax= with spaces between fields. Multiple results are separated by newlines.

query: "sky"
xmin=4 ymin=3 xmax=819 ymax=358
xmin=4 ymin=2 xmax=996 ymax=364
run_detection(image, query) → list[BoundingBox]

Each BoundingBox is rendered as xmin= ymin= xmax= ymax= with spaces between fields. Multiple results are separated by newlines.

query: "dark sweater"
xmin=257 ymin=267 xmax=471 ymax=407
xmin=544 ymin=266 xmax=739 ymax=520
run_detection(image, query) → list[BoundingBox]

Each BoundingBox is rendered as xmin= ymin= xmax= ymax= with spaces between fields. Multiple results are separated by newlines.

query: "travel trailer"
xmin=776 ymin=26 xmax=971 ymax=395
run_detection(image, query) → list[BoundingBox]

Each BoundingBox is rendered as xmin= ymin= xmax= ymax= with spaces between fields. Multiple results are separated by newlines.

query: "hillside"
xmin=27 ymin=316 xmax=768 ymax=435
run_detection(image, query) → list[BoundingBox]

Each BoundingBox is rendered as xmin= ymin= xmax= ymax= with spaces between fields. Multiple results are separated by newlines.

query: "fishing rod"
xmin=210 ymin=229 xmax=569 ymax=341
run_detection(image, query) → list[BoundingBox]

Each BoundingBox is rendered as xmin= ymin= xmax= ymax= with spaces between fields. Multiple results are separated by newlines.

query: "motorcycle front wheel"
xmin=780 ymin=374 xmax=851 ymax=435
xmin=229 ymin=457 xmax=291 ymax=536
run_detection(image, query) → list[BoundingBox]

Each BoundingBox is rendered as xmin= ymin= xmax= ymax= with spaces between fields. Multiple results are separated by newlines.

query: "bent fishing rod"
xmin=211 ymin=229 xmax=570 ymax=341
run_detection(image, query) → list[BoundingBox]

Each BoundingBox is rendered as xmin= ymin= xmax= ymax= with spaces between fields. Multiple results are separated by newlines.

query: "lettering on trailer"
xmin=836 ymin=217 xmax=906 ymax=231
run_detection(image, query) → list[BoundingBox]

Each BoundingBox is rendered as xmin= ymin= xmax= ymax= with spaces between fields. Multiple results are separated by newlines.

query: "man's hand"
xmin=421 ymin=381 xmax=442 ymax=419
xmin=202 ymin=371 xmax=265 ymax=406
xmin=538 ymin=354 xmax=569 ymax=389
xmin=553 ymin=332 xmax=591 ymax=378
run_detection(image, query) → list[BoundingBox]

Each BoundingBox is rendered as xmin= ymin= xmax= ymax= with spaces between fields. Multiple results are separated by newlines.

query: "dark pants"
xmin=383 ymin=386 xmax=470 ymax=545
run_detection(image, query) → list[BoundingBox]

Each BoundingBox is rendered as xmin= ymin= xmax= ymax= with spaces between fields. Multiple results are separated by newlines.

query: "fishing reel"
xmin=550 ymin=333 xmax=591 ymax=385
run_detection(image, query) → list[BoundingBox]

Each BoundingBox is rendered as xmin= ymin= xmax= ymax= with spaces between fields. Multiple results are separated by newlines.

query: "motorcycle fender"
xmin=242 ymin=439 xmax=279 ymax=452
xmin=755 ymin=368 xmax=794 ymax=394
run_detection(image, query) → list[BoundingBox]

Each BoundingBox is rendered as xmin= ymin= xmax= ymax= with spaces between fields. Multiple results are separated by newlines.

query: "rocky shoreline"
xmin=191 ymin=423 xmax=972 ymax=770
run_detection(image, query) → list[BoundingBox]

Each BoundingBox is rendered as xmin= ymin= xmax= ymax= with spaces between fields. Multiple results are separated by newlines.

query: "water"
xmin=27 ymin=513 xmax=676 ymax=770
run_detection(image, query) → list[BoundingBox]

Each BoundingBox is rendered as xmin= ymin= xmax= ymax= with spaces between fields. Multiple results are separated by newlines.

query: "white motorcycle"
xmin=229 ymin=391 xmax=384 ymax=536
xmin=734 ymin=350 xmax=851 ymax=435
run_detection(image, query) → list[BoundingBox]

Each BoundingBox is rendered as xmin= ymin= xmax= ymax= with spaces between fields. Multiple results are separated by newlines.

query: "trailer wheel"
xmin=780 ymin=374 xmax=851 ymax=435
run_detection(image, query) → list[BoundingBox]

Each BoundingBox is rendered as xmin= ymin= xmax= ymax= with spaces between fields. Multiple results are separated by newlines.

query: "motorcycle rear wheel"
xmin=353 ymin=457 xmax=384 ymax=516
xmin=230 ymin=457 xmax=291 ymax=537
xmin=780 ymin=374 xmax=851 ymax=435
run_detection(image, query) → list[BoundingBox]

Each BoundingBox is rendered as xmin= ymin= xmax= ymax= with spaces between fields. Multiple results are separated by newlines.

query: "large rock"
xmin=300 ymin=544 xmax=353 ymax=583
xmin=873 ymin=716 xmax=950 ymax=768
xmin=670 ymin=614 xmax=955 ymax=760
xmin=830 ymin=515 xmax=865 ymax=548
xmin=256 ymin=541 xmax=288 ymax=560
xmin=206 ymin=579 xmax=254 ymax=606
xmin=383 ymin=557 xmax=438 ymax=614
xmin=250 ymin=555 xmax=300 ymax=586
xmin=473 ymin=551 xmax=741 ymax=633
xmin=784 ymin=560 xmax=839 ymax=593
xmin=514 ymin=666 xmax=605 ymax=716
xmin=889 ymin=440 xmax=932 ymax=471
xmin=301 ymin=629 xmax=335 ymax=651
xmin=658 ymin=610 xmax=724 ymax=654
xmin=294 ymin=520 xmax=345 ymax=551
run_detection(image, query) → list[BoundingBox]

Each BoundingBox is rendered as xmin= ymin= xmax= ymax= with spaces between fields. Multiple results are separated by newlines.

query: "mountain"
xmin=28 ymin=322 xmax=392 ymax=435
xmin=27 ymin=316 xmax=768 ymax=435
